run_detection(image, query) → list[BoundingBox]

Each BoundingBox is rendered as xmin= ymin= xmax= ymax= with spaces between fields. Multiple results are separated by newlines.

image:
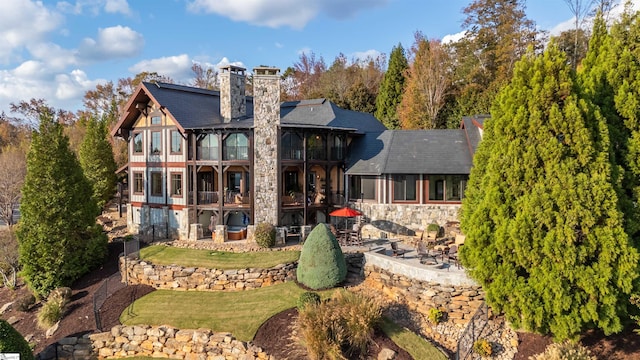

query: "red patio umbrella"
xmin=329 ymin=207 xmax=362 ymax=217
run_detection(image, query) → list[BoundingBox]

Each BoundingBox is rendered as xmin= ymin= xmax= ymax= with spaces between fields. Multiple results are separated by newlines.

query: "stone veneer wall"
xmin=252 ymin=67 xmax=281 ymax=226
xmin=120 ymin=257 xmax=296 ymax=291
xmin=356 ymin=202 xmax=461 ymax=234
xmin=219 ymin=66 xmax=246 ymax=121
xmin=89 ymin=325 xmax=271 ymax=360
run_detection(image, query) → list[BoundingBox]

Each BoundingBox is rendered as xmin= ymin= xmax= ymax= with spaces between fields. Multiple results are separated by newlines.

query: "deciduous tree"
xmin=0 ymin=145 xmax=26 ymax=226
xmin=460 ymin=44 xmax=638 ymax=340
xmin=17 ymin=109 xmax=107 ymax=297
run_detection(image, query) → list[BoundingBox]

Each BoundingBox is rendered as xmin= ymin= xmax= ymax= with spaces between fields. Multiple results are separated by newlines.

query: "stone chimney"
xmin=219 ymin=65 xmax=246 ymax=122
xmin=252 ymin=66 xmax=281 ymax=226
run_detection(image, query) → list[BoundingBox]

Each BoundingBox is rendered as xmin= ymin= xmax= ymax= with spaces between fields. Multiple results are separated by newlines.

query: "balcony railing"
xmin=282 ymin=147 xmax=303 ymax=160
xmin=188 ymin=191 xmax=219 ymax=205
xmin=224 ymin=146 xmax=248 ymax=160
xmin=197 ymin=147 xmax=218 ymax=160
xmin=307 ymin=147 xmax=326 ymax=160
xmin=330 ymin=146 xmax=344 ymax=161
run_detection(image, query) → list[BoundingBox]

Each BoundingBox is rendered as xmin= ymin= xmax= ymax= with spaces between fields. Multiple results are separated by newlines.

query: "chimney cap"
xmin=253 ymin=66 xmax=280 ymax=76
xmin=220 ymin=65 xmax=246 ymax=74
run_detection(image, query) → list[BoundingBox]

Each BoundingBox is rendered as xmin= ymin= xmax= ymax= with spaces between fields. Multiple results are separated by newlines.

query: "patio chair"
xmin=390 ymin=241 xmax=407 ymax=258
xmin=416 ymin=241 xmax=437 ymax=264
xmin=446 ymin=244 xmax=460 ymax=269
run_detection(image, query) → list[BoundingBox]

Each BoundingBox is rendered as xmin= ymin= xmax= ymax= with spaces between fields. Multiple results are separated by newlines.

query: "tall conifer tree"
xmin=79 ymin=115 xmax=117 ymax=209
xmin=375 ymin=43 xmax=408 ymax=129
xmin=460 ymin=44 xmax=638 ymax=340
xmin=17 ymin=110 xmax=107 ymax=297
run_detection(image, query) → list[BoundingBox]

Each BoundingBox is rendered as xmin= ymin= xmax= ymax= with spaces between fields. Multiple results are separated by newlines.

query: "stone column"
xmin=252 ymin=67 xmax=281 ymax=226
xmin=219 ymin=65 xmax=246 ymax=122
xmin=214 ymin=225 xmax=228 ymax=243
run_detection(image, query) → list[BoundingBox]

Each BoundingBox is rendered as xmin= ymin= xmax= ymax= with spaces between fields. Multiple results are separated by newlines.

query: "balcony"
xmin=197 ymin=147 xmax=218 ymax=160
xmin=188 ymin=191 xmax=219 ymax=205
xmin=224 ymin=146 xmax=248 ymax=160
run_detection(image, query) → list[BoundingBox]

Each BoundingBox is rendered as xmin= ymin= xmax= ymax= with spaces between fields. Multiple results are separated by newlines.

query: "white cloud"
xmin=350 ymin=49 xmax=382 ymax=63
xmin=297 ymin=47 xmax=313 ymax=56
xmin=104 ymin=0 xmax=131 ymax=15
xmin=275 ymin=42 xmax=284 ymax=49
xmin=442 ymin=31 xmax=465 ymax=44
xmin=187 ymin=0 xmax=388 ymax=29
xmin=78 ymin=26 xmax=143 ymax=61
xmin=129 ymin=54 xmax=193 ymax=81
xmin=0 ymin=0 xmax=63 ymax=64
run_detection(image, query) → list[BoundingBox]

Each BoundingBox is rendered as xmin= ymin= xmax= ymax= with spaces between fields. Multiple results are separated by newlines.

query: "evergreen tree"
xmin=460 ymin=44 xmax=639 ymax=340
xmin=375 ymin=43 xmax=408 ymax=129
xmin=17 ymin=110 xmax=107 ymax=297
xmin=79 ymin=115 xmax=117 ymax=209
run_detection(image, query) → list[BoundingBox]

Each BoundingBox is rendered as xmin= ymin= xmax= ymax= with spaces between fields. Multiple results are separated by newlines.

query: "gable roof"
xmin=346 ymin=130 xmax=473 ymax=175
xmin=461 ymin=115 xmax=488 ymax=156
xmin=112 ymin=82 xmax=386 ymax=136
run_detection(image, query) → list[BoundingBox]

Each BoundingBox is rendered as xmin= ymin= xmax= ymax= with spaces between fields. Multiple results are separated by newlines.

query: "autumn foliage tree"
xmin=398 ymin=34 xmax=452 ymax=129
xmin=460 ymin=44 xmax=639 ymax=340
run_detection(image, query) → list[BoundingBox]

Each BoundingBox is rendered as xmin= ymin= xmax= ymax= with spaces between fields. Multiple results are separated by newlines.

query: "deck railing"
xmin=456 ymin=302 xmax=488 ymax=360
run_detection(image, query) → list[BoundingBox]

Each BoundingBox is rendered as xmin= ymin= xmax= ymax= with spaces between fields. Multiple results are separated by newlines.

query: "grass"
xmin=139 ymin=245 xmax=300 ymax=269
xmin=120 ymin=282 xmax=329 ymax=341
xmin=380 ymin=317 xmax=447 ymax=360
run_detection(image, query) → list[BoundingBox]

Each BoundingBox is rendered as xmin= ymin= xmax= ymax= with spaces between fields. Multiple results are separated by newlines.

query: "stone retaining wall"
xmin=361 ymin=264 xmax=485 ymax=351
xmin=89 ymin=325 xmax=271 ymax=360
xmin=120 ymin=257 xmax=297 ymax=291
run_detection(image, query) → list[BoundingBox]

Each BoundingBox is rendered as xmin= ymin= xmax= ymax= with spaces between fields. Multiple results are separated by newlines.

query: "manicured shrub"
xmin=428 ymin=307 xmax=444 ymax=324
xmin=473 ymin=338 xmax=493 ymax=357
xmin=0 ymin=319 xmax=34 ymax=360
xmin=298 ymin=290 xmax=381 ymax=359
xmin=254 ymin=222 xmax=276 ymax=248
xmin=15 ymin=293 xmax=35 ymax=312
xmin=296 ymin=224 xmax=347 ymax=290
xmin=530 ymin=341 xmax=595 ymax=360
xmin=297 ymin=291 xmax=321 ymax=310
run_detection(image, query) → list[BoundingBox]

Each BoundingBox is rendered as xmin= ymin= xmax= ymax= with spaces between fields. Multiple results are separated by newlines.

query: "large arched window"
xmin=224 ymin=133 xmax=248 ymax=160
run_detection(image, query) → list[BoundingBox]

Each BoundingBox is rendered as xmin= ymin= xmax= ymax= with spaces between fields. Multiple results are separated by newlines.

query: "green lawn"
xmin=120 ymin=282 xmax=322 ymax=341
xmin=380 ymin=318 xmax=447 ymax=360
xmin=139 ymin=245 xmax=300 ymax=269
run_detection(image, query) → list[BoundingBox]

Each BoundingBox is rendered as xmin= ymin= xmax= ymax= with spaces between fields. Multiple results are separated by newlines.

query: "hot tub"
xmin=227 ymin=226 xmax=247 ymax=240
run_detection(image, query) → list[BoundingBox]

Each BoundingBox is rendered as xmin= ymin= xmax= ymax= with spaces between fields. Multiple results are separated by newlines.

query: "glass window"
xmin=307 ymin=134 xmax=326 ymax=160
xmin=151 ymin=172 xmax=162 ymax=196
xmin=393 ymin=175 xmax=417 ymax=201
xmin=171 ymin=131 xmax=182 ymax=154
xmin=171 ymin=173 xmax=182 ymax=196
xmin=350 ymin=176 xmax=376 ymax=200
xmin=133 ymin=172 xmax=143 ymax=194
xmin=224 ymin=133 xmax=248 ymax=160
xmin=197 ymin=134 xmax=218 ymax=160
xmin=428 ymin=175 xmax=468 ymax=201
xmin=282 ymin=132 xmax=303 ymax=160
xmin=133 ymin=132 xmax=143 ymax=154
xmin=151 ymin=116 xmax=161 ymax=125
xmin=332 ymin=136 xmax=344 ymax=160
xmin=151 ymin=131 xmax=161 ymax=154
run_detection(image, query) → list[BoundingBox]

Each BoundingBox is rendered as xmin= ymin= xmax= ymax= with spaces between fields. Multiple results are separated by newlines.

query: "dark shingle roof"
xmin=142 ymin=82 xmax=254 ymax=129
xmin=280 ymin=99 xmax=386 ymax=133
xmin=461 ymin=115 xmax=488 ymax=155
xmin=346 ymin=130 xmax=473 ymax=175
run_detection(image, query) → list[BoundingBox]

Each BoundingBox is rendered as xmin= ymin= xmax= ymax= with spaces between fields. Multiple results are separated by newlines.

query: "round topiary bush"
xmin=297 ymin=291 xmax=321 ymax=310
xmin=0 ymin=319 xmax=34 ymax=360
xmin=296 ymin=224 xmax=347 ymax=290
xmin=254 ymin=222 xmax=276 ymax=248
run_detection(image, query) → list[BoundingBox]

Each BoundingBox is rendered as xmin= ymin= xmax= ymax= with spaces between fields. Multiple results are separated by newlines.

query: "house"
xmin=111 ymin=65 xmax=485 ymax=241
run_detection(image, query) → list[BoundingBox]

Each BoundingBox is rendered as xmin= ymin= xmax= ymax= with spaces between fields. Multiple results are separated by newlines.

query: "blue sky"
xmin=0 ymin=0 xmax=637 ymax=115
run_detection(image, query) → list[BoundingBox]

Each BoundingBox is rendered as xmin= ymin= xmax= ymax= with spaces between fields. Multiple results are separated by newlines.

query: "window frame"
xmin=150 ymin=172 xmax=163 ymax=197
xmin=170 ymin=172 xmax=183 ymax=197
xmin=170 ymin=130 xmax=182 ymax=155
xmin=150 ymin=131 xmax=162 ymax=155
xmin=392 ymin=174 xmax=417 ymax=202
xmin=151 ymin=115 xmax=162 ymax=125
xmin=133 ymin=132 xmax=144 ymax=154
xmin=133 ymin=172 xmax=144 ymax=195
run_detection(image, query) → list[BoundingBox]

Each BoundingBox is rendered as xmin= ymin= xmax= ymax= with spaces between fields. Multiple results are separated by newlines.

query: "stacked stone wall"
xmin=89 ymin=325 xmax=271 ymax=360
xmin=120 ymin=257 xmax=296 ymax=291
xmin=357 ymin=203 xmax=460 ymax=235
